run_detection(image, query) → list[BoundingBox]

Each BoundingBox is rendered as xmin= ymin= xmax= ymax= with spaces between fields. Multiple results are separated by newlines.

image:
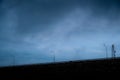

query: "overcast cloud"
xmin=0 ymin=0 xmax=120 ymax=67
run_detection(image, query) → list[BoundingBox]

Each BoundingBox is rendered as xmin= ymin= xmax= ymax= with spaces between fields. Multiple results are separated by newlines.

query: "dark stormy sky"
xmin=0 ymin=0 xmax=120 ymax=67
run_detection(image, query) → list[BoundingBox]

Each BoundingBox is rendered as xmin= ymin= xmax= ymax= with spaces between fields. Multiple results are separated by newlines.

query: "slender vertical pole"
xmin=51 ymin=50 xmax=55 ymax=63
xmin=10 ymin=53 xmax=15 ymax=66
xmin=111 ymin=44 xmax=116 ymax=59
xmin=13 ymin=55 xmax=15 ymax=66
xmin=104 ymin=44 xmax=108 ymax=58
xmin=53 ymin=52 xmax=55 ymax=63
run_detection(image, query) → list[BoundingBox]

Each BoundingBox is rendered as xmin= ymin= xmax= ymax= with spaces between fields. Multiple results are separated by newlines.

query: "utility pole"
xmin=111 ymin=44 xmax=116 ymax=59
xmin=13 ymin=55 xmax=15 ymax=66
xmin=104 ymin=44 xmax=108 ymax=58
xmin=51 ymin=50 xmax=55 ymax=63
xmin=53 ymin=52 xmax=55 ymax=63
xmin=10 ymin=53 xmax=15 ymax=66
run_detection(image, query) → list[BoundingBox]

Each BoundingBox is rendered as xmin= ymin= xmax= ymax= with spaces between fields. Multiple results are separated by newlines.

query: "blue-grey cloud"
xmin=0 ymin=0 xmax=120 ymax=67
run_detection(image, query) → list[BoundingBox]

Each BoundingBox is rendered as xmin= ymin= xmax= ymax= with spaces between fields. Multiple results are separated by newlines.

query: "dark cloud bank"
xmin=0 ymin=0 xmax=120 ymax=66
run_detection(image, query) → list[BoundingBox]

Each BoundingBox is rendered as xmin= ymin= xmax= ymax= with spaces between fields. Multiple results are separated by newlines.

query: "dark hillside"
xmin=0 ymin=58 xmax=120 ymax=79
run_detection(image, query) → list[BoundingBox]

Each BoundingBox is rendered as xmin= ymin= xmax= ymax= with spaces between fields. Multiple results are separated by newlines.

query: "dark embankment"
xmin=0 ymin=58 xmax=120 ymax=79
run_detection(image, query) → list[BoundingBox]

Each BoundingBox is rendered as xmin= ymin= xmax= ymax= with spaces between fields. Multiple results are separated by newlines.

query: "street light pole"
xmin=104 ymin=44 xmax=108 ymax=59
xmin=51 ymin=50 xmax=55 ymax=63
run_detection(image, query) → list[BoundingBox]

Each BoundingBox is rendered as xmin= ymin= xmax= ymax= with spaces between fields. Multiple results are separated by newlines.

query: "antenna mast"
xmin=111 ymin=44 xmax=116 ymax=59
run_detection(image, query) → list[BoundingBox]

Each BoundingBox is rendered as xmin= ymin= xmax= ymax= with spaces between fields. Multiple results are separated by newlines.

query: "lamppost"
xmin=104 ymin=44 xmax=108 ymax=59
xmin=50 ymin=50 xmax=56 ymax=63
xmin=9 ymin=53 xmax=15 ymax=66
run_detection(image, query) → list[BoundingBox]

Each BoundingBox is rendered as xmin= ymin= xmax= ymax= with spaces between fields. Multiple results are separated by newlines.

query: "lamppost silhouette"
xmin=9 ymin=53 xmax=15 ymax=66
xmin=50 ymin=50 xmax=56 ymax=63
xmin=104 ymin=44 xmax=108 ymax=59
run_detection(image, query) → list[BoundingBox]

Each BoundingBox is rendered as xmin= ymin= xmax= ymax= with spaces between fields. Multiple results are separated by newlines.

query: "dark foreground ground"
xmin=0 ymin=58 xmax=120 ymax=79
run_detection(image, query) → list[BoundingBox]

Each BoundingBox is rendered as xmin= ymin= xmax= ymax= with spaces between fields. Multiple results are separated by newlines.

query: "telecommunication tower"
xmin=111 ymin=44 xmax=116 ymax=58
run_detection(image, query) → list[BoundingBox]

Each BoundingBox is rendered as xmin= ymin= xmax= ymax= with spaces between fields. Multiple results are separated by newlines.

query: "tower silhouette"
xmin=111 ymin=44 xmax=116 ymax=58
